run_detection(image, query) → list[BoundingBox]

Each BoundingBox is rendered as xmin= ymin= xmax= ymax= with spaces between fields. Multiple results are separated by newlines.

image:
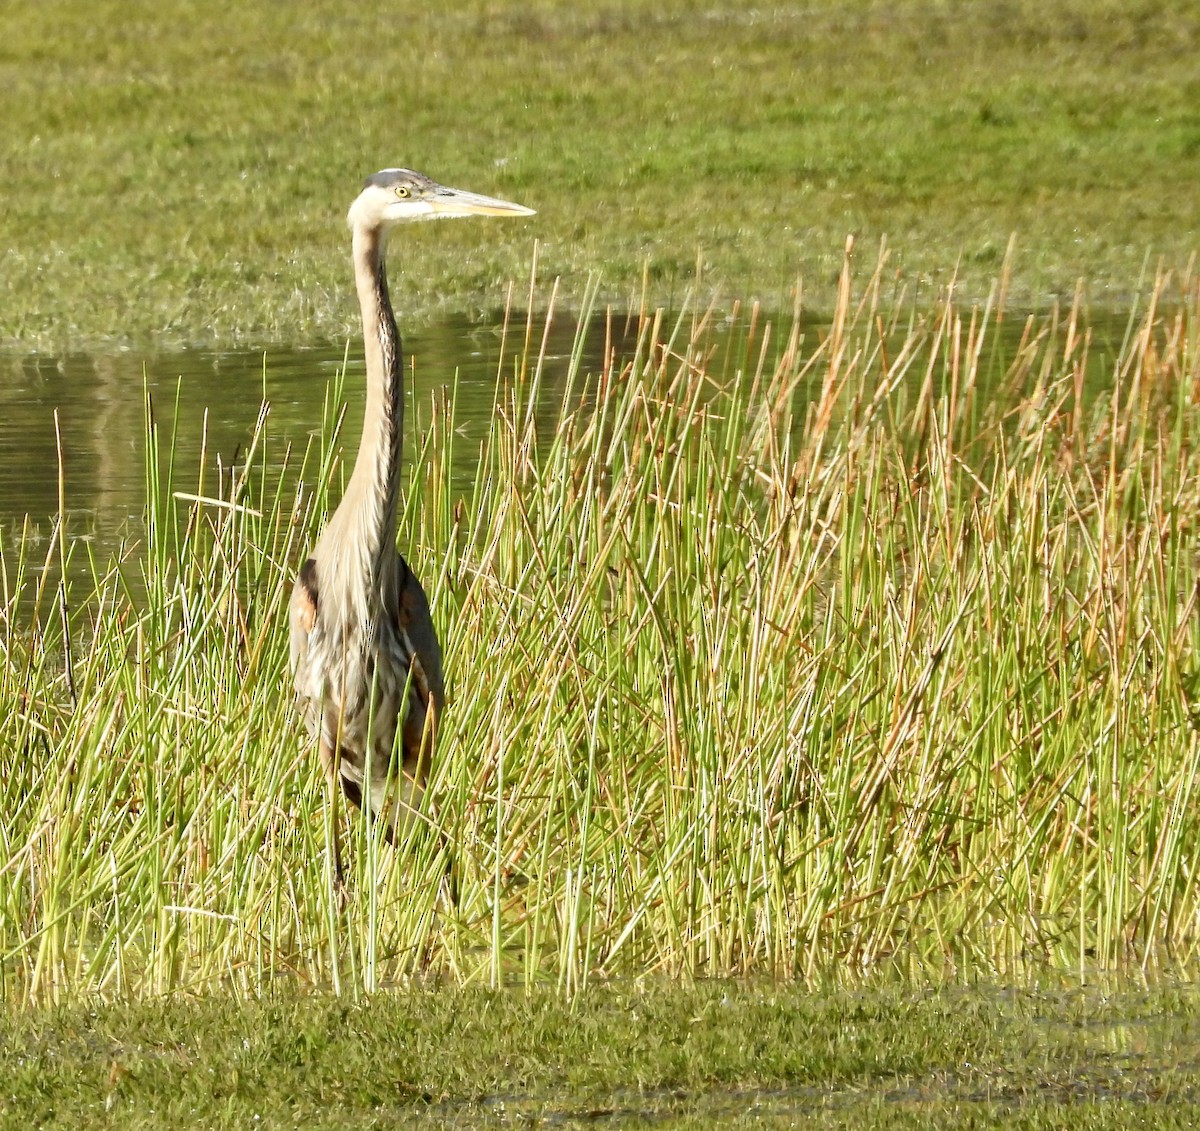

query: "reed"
xmin=4 ymin=253 xmax=1200 ymax=1001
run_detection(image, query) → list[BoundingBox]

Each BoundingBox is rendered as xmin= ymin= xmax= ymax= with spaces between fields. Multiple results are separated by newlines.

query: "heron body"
xmin=289 ymin=169 xmax=533 ymax=864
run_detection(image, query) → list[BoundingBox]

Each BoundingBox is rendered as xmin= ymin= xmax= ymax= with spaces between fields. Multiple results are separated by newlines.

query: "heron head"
xmin=348 ymin=168 xmax=535 ymax=231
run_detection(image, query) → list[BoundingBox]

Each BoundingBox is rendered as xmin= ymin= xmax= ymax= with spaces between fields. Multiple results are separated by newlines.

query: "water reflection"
xmin=0 ymin=310 xmax=640 ymax=556
xmin=0 ymin=303 xmax=1131 ymax=562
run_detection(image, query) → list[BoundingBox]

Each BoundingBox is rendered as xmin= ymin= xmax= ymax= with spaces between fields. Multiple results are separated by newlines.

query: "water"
xmin=0 ymin=304 xmax=1133 ymax=563
xmin=0 ymin=311 xmax=624 ymax=557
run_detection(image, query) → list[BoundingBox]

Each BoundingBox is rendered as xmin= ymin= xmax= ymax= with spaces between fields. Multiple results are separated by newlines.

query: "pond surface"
xmin=0 ymin=304 xmax=1133 ymax=564
xmin=0 ymin=310 xmax=631 ymax=558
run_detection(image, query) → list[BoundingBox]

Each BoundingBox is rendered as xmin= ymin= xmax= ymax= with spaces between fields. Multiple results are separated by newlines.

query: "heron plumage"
xmin=288 ymin=169 xmax=532 ymax=882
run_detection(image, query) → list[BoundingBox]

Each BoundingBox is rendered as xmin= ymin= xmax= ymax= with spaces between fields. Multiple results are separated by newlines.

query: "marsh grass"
xmin=4 ymin=250 xmax=1200 ymax=1002
xmin=8 ymin=980 xmax=1200 ymax=1127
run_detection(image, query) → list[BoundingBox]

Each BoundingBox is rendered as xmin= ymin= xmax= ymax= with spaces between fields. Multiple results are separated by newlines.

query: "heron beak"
xmin=427 ymin=185 xmax=536 ymax=219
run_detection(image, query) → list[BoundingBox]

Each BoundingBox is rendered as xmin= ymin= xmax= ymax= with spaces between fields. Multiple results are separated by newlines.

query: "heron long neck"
xmin=340 ymin=223 xmax=404 ymax=607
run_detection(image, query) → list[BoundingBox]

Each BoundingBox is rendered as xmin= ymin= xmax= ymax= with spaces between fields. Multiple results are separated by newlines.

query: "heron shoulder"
xmin=291 ymin=557 xmax=320 ymax=632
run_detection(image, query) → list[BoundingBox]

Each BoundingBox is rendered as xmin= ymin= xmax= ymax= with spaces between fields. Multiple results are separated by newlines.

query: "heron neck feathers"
xmin=321 ymin=224 xmax=405 ymax=612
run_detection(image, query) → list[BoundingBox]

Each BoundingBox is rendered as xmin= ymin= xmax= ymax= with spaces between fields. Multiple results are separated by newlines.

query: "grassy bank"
xmin=3 ymin=253 xmax=1200 ymax=1001
xmin=5 ymin=980 xmax=1200 ymax=1128
xmin=2 ymin=0 xmax=1200 ymax=347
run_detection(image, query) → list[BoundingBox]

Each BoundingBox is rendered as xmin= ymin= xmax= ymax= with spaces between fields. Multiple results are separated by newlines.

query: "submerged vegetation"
xmin=3 ymin=252 xmax=1200 ymax=1002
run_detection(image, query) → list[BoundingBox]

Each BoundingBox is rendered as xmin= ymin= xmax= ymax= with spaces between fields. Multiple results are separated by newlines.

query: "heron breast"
xmin=298 ymin=619 xmax=416 ymax=760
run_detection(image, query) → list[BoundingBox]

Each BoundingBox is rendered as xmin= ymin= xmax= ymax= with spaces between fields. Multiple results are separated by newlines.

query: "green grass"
xmin=5 ymin=980 xmax=1200 ymax=1128
xmin=8 ymin=1 xmax=1200 ymax=1119
xmin=3 ymin=252 xmax=1200 ymax=1002
xmin=3 ymin=0 xmax=1200 ymax=347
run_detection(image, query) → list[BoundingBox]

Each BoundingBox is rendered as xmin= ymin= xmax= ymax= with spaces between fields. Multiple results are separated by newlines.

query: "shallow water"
xmin=0 ymin=305 xmax=1134 ymax=566
xmin=0 ymin=310 xmax=620 ymax=558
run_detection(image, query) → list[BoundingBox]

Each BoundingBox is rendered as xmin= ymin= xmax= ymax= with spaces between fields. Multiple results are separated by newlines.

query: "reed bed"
xmin=4 ymin=253 xmax=1200 ymax=1003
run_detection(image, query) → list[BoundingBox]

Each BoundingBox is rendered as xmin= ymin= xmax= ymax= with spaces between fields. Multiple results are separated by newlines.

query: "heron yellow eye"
xmin=395 ymin=186 xmax=411 ymax=199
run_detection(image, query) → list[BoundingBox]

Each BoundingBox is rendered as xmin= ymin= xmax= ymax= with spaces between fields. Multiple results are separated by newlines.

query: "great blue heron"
xmin=289 ymin=168 xmax=534 ymax=884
